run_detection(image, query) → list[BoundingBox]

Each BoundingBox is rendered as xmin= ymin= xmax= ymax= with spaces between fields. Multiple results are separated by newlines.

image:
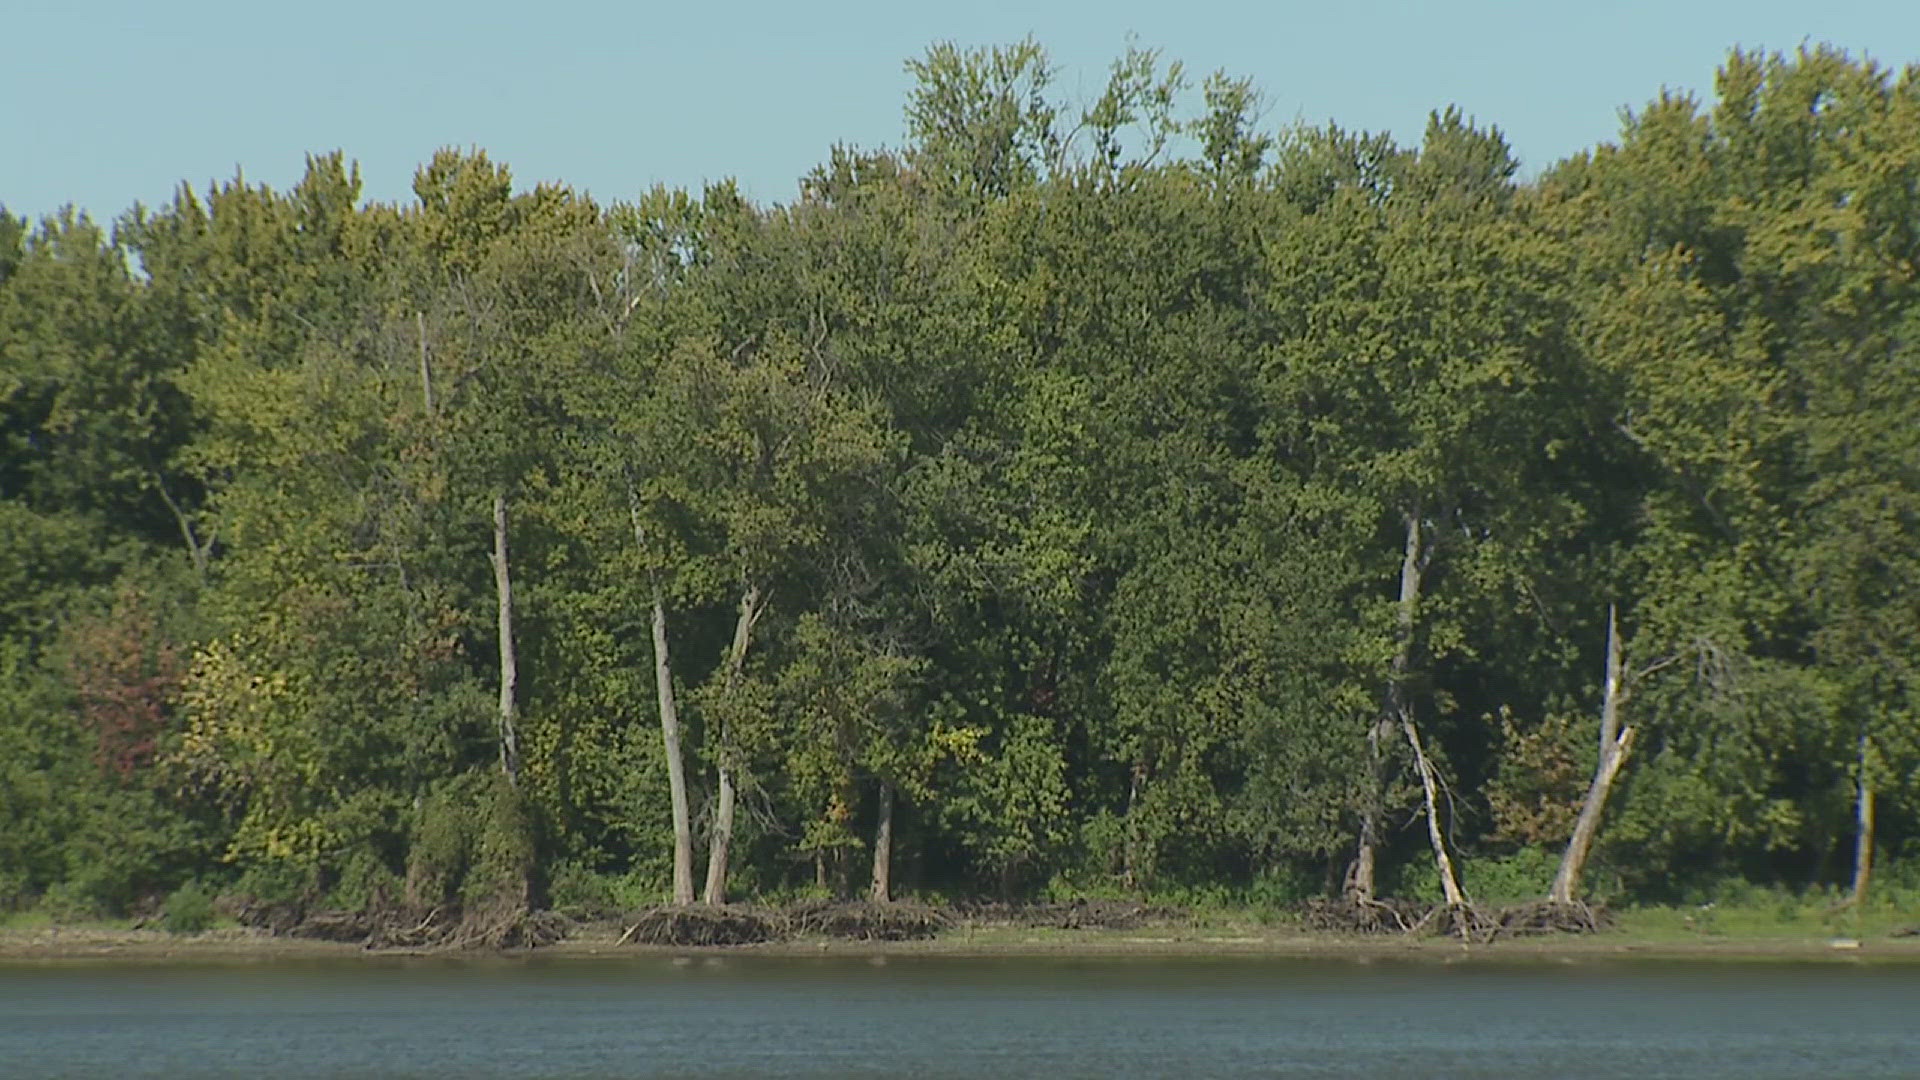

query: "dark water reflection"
xmin=2 ymin=954 xmax=1916 ymax=1078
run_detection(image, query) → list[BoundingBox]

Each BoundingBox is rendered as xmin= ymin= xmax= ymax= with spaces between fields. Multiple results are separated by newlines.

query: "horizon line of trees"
xmin=3 ymin=40 xmax=1917 ymax=920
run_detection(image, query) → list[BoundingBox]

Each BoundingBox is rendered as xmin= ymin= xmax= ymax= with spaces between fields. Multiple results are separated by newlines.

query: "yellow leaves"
xmin=929 ymin=722 xmax=989 ymax=767
xmin=226 ymin=817 xmax=331 ymax=866
xmin=168 ymin=635 xmax=305 ymax=801
xmin=174 ymin=635 xmax=347 ymax=867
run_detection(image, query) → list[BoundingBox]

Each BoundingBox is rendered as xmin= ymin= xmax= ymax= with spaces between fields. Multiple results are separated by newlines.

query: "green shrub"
xmin=232 ymin=861 xmax=317 ymax=907
xmin=547 ymin=862 xmax=664 ymax=915
xmin=163 ymin=882 xmax=215 ymax=934
xmin=466 ymin=773 xmax=535 ymax=907
xmin=330 ymin=848 xmax=402 ymax=911
xmin=39 ymin=880 xmax=107 ymax=923
xmin=405 ymin=776 xmax=483 ymax=906
xmin=1461 ymin=847 xmax=1560 ymax=902
xmin=1246 ymin=862 xmax=1323 ymax=910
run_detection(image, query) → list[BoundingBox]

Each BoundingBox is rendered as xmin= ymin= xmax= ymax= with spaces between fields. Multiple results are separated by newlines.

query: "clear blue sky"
xmin=6 ymin=1 xmax=1916 ymax=222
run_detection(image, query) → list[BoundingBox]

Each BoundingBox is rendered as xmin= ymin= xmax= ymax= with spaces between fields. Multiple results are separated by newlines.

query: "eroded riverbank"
xmin=8 ymin=918 xmax=1920 ymax=965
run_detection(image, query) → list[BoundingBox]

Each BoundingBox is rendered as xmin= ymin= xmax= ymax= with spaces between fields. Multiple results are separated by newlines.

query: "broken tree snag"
xmin=1389 ymin=503 xmax=1468 ymax=908
xmin=702 ymin=582 xmax=764 ymax=906
xmin=492 ymin=491 xmax=522 ymax=786
xmin=1548 ymin=604 xmax=1637 ymax=906
xmin=870 ymin=780 xmax=895 ymax=903
xmin=1852 ymin=732 xmax=1875 ymax=909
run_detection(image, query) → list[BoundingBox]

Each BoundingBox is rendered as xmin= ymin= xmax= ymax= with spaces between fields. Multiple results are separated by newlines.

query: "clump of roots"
xmin=618 ymin=905 xmax=786 ymax=947
xmin=1305 ymin=898 xmax=1610 ymax=941
xmin=949 ymin=899 xmax=1190 ymax=932
xmin=788 ymin=900 xmax=950 ymax=941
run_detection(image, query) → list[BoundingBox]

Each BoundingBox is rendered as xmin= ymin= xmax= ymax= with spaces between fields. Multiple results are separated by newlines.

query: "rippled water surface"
xmin=3 ymin=954 xmax=1917 ymax=1078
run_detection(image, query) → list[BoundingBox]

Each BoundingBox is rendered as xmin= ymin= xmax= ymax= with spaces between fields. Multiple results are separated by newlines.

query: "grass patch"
xmin=1613 ymin=899 xmax=1916 ymax=941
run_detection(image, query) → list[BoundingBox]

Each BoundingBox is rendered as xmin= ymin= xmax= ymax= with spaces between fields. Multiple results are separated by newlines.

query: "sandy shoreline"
xmin=7 ymin=923 xmax=1920 ymax=964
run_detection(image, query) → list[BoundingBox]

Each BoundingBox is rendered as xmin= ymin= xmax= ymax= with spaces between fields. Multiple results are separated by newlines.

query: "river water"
xmin=2 ymin=954 xmax=1916 ymax=1078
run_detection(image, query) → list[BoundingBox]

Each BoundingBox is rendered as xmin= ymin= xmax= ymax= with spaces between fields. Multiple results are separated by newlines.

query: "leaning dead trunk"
xmin=1403 ymin=717 xmax=1467 ymax=906
xmin=1390 ymin=505 xmax=1467 ymax=906
xmin=1851 ymin=733 xmax=1875 ymax=909
xmin=702 ymin=583 xmax=763 ymax=906
xmin=870 ymin=781 xmax=895 ymax=903
xmin=1548 ymin=605 xmax=1636 ymax=905
xmin=491 ymin=491 xmax=521 ymax=786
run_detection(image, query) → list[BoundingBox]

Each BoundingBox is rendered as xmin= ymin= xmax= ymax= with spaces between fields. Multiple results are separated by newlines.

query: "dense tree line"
xmin=3 ymin=43 xmax=1917 ymax=920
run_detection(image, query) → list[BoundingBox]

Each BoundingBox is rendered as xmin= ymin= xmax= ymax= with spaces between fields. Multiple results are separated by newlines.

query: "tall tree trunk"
xmin=703 ymin=767 xmax=738 ymax=906
xmin=1124 ymin=761 xmax=1145 ymax=892
xmin=653 ymin=597 xmax=695 ymax=905
xmin=629 ymin=486 xmax=694 ymax=906
xmin=1349 ymin=720 xmax=1387 ymax=902
xmin=1391 ymin=505 xmax=1467 ymax=906
xmin=491 ymin=491 xmax=521 ymax=786
xmin=1549 ymin=605 xmax=1636 ymax=905
xmin=1851 ymin=733 xmax=1875 ymax=909
xmin=870 ymin=780 xmax=895 ymax=903
xmin=702 ymin=583 xmax=763 ymax=906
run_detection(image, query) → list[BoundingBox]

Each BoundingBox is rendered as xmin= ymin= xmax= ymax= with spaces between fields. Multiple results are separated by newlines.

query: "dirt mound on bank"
xmin=951 ymin=899 xmax=1191 ymax=931
xmin=232 ymin=899 xmax=569 ymax=950
xmin=1304 ymin=898 xmax=1612 ymax=940
xmin=618 ymin=901 xmax=951 ymax=947
xmin=789 ymin=900 xmax=950 ymax=941
xmin=620 ymin=905 xmax=786 ymax=947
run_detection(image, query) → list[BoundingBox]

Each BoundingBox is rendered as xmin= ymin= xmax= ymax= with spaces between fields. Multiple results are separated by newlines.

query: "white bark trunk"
xmin=1403 ymin=717 xmax=1467 ymax=906
xmin=654 ymin=598 xmax=695 ymax=905
xmin=491 ymin=491 xmax=521 ymax=785
xmin=703 ymin=765 xmax=737 ymax=906
xmin=1851 ymin=733 xmax=1874 ymax=908
xmin=1391 ymin=505 xmax=1467 ymax=906
xmin=416 ymin=310 xmax=436 ymax=415
xmin=1549 ymin=605 xmax=1636 ymax=905
xmin=702 ymin=583 xmax=763 ymax=906
xmin=629 ymin=487 xmax=695 ymax=906
xmin=1349 ymin=720 xmax=1388 ymax=902
xmin=870 ymin=781 xmax=895 ymax=903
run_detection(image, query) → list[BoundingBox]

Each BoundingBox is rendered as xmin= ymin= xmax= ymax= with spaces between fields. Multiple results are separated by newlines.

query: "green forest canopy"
xmin=3 ymin=41 xmax=1918 ymax=918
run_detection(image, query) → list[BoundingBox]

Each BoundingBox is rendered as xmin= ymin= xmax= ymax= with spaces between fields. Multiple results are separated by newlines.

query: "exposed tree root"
xmin=788 ymin=900 xmax=949 ymax=941
xmin=1305 ymin=898 xmax=1610 ymax=941
xmin=950 ymin=900 xmax=1190 ymax=931
xmin=1304 ymin=897 xmax=1431 ymax=934
xmin=621 ymin=905 xmax=785 ymax=947
xmin=285 ymin=909 xmax=378 ymax=943
xmin=1494 ymin=901 xmax=1611 ymax=937
xmin=235 ymin=898 xmax=569 ymax=951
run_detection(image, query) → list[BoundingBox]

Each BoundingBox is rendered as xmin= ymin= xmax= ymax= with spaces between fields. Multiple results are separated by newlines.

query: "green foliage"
xmin=5 ymin=41 xmax=1918 ymax=919
xmin=545 ymin=861 xmax=661 ymax=916
xmin=162 ymin=881 xmax=215 ymax=934
xmin=1460 ymin=848 xmax=1564 ymax=904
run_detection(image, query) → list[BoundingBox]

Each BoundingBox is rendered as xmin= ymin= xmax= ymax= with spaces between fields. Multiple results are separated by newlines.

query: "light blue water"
xmin=2 ymin=955 xmax=1916 ymax=1078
